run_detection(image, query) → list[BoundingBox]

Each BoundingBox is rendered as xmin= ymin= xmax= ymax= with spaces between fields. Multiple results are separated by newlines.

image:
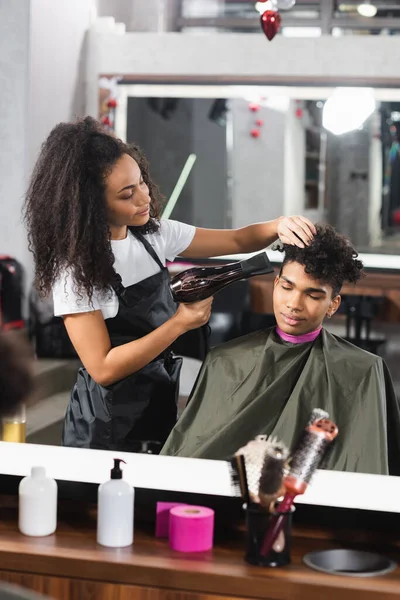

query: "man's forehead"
xmin=280 ymin=262 xmax=330 ymax=291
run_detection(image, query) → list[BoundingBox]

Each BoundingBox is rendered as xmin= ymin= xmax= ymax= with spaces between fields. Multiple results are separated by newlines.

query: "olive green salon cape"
xmin=161 ymin=328 xmax=400 ymax=475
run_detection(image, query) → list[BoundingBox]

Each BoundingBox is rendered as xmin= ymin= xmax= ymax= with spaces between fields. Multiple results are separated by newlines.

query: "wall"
xmin=29 ymin=0 xmax=94 ymax=172
xmin=0 ymin=0 xmax=94 ymax=309
xmin=327 ymin=125 xmax=370 ymax=247
xmin=0 ymin=0 xmax=30 ymax=278
xmin=5 ymin=0 xmax=93 ymax=303
xmin=126 ymin=97 xmax=227 ymax=228
xmin=96 ymin=0 xmax=133 ymax=27
xmin=126 ymin=96 xmax=194 ymax=224
xmin=86 ymin=33 xmax=400 ymax=117
xmin=284 ymin=99 xmax=306 ymax=218
xmin=230 ymin=98 xmax=286 ymax=228
xmin=191 ymin=98 xmax=227 ymax=228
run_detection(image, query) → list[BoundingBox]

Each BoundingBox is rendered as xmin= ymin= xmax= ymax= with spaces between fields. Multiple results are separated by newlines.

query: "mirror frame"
xmin=2 ymin=441 xmax=400 ymax=514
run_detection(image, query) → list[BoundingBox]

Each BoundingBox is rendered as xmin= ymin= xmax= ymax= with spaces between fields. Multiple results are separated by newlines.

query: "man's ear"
xmin=327 ymin=294 xmax=341 ymax=318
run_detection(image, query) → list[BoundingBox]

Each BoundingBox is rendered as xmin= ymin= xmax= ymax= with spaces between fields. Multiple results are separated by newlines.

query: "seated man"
xmin=161 ymin=225 xmax=400 ymax=475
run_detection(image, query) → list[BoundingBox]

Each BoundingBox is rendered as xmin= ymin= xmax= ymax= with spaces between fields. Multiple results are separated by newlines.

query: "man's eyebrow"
xmin=305 ymin=287 xmax=327 ymax=295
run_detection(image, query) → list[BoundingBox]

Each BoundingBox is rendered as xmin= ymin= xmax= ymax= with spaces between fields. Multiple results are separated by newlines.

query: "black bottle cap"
xmin=111 ymin=458 xmax=126 ymax=479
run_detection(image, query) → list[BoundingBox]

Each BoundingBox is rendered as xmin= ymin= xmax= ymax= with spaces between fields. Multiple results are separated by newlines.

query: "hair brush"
xmin=230 ymin=453 xmax=250 ymax=505
xmin=260 ymin=417 xmax=338 ymax=557
xmin=233 ymin=435 xmax=289 ymax=505
xmin=258 ymin=439 xmax=289 ymax=510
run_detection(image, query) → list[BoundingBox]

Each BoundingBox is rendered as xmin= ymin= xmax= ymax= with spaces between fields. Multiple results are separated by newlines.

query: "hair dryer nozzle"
xmin=240 ymin=252 xmax=274 ymax=277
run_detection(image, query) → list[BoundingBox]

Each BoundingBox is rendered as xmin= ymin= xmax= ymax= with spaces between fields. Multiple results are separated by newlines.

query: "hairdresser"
xmin=24 ymin=116 xmax=315 ymax=453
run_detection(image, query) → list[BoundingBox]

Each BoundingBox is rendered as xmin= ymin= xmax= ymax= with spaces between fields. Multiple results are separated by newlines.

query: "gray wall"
xmin=29 ymin=0 xmax=93 ymax=171
xmin=127 ymin=97 xmax=194 ymax=224
xmin=0 ymin=0 xmax=93 ymax=310
xmin=230 ymin=98 xmax=285 ymax=228
xmin=191 ymin=98 xmax=227 ymax=228
xmin=327 ymin=124 xmax=371 ymax=248
xmin=0 ymin=0 xmax=30 ymax=279
xmin=126 ymin=97 xmax=227 ymax=228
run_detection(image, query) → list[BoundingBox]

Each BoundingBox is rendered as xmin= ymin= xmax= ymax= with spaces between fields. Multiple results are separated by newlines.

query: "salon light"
xmin=357 ymin=2 xmax=378 ymax=17
xmin=322 ymin=88 xmax=376 ymax=136
xmin=255 ymin=1 xmax=273 ymax=14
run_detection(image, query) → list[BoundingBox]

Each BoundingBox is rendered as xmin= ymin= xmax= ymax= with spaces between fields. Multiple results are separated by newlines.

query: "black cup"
xmin=245 ymin=503 xmax=295 ymax=567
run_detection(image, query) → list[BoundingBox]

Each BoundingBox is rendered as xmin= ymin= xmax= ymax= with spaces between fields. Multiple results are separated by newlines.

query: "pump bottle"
xmin=97 ymin=458 xmax=134 ymax=547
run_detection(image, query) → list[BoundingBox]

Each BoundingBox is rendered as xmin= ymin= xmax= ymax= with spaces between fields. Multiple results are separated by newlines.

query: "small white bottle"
xmin=18 ymin=466 xmax=57 ymax=536
xmin=97 ymin=458 xmax=134 ymax=548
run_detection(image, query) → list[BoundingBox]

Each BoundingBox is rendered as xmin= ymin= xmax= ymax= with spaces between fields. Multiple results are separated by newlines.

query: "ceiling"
xmin=179 ymin=1 xmax=400 ymax=34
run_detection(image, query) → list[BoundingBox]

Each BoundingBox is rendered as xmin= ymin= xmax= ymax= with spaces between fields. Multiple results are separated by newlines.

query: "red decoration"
xmin=107 ymin=98 xmax=117 ymax=109
xmin=256 ymin=119 xmax=264 ymax=127
xmin=260 ymin=10 xmax=281 ymax=41
xmin=295 ymin=108 xmax=303 ymax=118
xmin=250 ymin=128 xmax=260 ymax=138
xmin=393 ymin=209 xmax=400 ymax=226
xmin=249 ymin=102 xmax=260 ymax=112
xmin=101 ymin=116 xmax=111 ymax=126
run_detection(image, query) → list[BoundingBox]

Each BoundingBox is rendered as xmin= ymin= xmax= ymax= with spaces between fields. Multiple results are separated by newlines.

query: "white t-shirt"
xmin=53 ymin=219 xmax=196 ymax=319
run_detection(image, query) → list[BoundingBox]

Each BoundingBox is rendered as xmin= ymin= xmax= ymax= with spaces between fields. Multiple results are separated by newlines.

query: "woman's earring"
xmin=327 ymin=313 xmax=332 ymax=319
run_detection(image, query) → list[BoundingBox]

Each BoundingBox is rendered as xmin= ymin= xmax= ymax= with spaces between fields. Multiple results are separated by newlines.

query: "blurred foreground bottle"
xmin=2 ymin=404 xmax=26 ymax=442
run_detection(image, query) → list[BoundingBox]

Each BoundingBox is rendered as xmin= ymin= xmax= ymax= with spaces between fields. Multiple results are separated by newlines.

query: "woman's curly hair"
xmin=0 ymin=332 xmax=34 ymax=418
xmin=23 ymin=116 xmax=163 ymax=301
xmin=277 ymin=223 xmax=364 ymax=296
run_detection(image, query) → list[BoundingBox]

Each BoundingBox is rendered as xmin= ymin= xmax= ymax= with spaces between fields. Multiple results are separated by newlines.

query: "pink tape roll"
xmin=169 ymin=505 xmax=214 ymax=553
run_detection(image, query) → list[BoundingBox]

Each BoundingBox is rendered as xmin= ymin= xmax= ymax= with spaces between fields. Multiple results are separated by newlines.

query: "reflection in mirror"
xmin=12 ymin=85 xmax=400 ymax=487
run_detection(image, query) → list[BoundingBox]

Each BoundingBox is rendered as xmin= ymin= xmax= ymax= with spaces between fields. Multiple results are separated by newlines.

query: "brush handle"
xmin=260 ymin=492 xmax=296 ymax=557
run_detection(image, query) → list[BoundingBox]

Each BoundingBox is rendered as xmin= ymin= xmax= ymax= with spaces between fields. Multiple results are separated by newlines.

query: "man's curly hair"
xmin=0 ymin=333 xmax=34 ymax=418
xmin=23 ymin=116 xmax=163 ymax=302
xmin=278 ymin=224 xmax=364 ymax=296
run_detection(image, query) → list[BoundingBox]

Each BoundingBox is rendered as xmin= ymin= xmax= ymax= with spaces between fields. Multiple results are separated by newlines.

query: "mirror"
xmin=7 ymin=83 xmax=399 ymax=504
xmin=110 ymin=83 xmax=400 ymax=254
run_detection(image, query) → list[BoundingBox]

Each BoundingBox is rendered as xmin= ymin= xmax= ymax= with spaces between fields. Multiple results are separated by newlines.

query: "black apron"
xmin=62 ymin=230 xmax=182 ymax=453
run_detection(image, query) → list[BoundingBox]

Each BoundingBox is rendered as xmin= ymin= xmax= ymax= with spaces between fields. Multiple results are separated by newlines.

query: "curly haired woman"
xmin=161 ymin=225 xmax=400 ymax=476
xmin=24 ymin=116 xmax=315 ymax=452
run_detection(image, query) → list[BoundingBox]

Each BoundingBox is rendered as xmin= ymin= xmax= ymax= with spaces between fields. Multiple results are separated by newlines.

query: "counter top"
xmin=0 ymin=502 xmax=399 ymax=600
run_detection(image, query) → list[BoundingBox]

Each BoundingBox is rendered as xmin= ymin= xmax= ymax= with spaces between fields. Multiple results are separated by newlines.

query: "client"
xmin=161 ymin=225 xmax=400 ymax=475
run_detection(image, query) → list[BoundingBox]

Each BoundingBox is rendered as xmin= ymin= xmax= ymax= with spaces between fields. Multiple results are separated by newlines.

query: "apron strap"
xmin=130 ymin=228 xmax=165 ymax=271
xmin=111 ymin=271 xmax=127 ymax=301
xmin=111 ymin=228 xmax=165 ymax=299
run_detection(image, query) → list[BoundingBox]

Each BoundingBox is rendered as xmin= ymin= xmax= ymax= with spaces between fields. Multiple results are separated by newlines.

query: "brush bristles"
xmin=235 ymin=436 xmax=273 ymax=503
xmin=289 ymin=429 xmax=330 ymax=483
xmin=308 ymin=408 xmax=330 ymax=426
xmin=258 ymin=439 xmax=289 ymax=509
